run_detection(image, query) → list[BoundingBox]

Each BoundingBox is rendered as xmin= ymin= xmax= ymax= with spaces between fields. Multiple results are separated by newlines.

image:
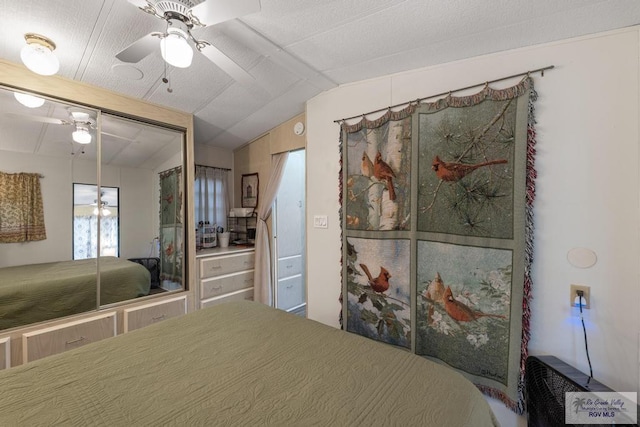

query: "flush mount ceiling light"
xmin=13 ymin=91 xmax=45 ymax=108
xmin=72 ymin=124 xmax=92 ymax=144
xmin=160 ymin=20 xmax=193 ymax=68
xmin=20 ymin=33 xmax=60 ymax=76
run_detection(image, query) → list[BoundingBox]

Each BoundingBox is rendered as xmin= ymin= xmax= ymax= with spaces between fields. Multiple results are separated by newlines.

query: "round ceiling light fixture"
xmin=72 ymin=124 xmax=92 ymax=144
xmin=160 ymin=20 xmax=193 ymax=68
xmin=20 ymin=33 xmax=60 ymax=76
xmin=13 ymin=91 xmax=45 ymax=108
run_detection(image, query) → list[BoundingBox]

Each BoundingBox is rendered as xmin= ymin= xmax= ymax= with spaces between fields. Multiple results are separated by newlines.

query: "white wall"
xmin=0 ymin=150 xmax=158 ymax=266
xmin=306 ymin=26 xmax=639 ymax=424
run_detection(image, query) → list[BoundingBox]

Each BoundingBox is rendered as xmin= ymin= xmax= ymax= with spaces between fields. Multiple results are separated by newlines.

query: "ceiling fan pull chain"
xmin=162 ymin=60 xmax=173 ymax=93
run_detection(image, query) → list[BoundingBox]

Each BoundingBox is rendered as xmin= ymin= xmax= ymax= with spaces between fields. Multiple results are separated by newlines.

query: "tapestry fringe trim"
xmin=338 ymin=130 xmax=344 ymax=329
xmin=340 ymin=76 xmax=531 ymax=133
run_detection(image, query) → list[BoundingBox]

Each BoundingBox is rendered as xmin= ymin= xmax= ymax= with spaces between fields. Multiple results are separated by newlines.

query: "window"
xmin=73 ymin=184 xmax=119 ymax=259
xmin=194 ymin=165 xmax=229 ymax=229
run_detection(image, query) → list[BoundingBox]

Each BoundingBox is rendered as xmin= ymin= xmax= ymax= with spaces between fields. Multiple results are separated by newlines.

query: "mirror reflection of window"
xmin=73 ymin=183 xmax=119 ymax=259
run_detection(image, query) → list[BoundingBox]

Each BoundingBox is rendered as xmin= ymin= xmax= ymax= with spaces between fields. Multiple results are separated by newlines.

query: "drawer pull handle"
xmin=210 ymin=265 xmax=222 ymax=270
xmin=244 ymin=279 xmax=253 ymax=284
xmin=66 ymin=336 xmax=86 ymax=345
xmin=286 ymin=265 xmax=292 ymax=269
xmin=212 ymin=285 xmax=223 ymax=291
xmin=286 ymin=285 xmax=293 ymax=289
xmin=152 ymin=314 xmax=166 ymax=322
xmin=243 ymin=261 xmax=252 ymax=265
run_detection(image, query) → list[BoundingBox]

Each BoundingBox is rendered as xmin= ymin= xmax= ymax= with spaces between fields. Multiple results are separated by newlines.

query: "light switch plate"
xmin=313 ymin=215 xmax=328 ymax=228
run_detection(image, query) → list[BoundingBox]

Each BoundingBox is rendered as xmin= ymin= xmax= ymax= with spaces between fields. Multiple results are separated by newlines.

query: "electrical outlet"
xmin=570 ymin=284 xmax=591 ymax=309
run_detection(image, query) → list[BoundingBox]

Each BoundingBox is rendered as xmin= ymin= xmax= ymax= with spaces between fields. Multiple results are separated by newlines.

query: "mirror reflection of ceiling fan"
xmin=5 ymin=109 xmax=137 ymax=145
xmin=116 ymin=0 xmax=261 ymax=85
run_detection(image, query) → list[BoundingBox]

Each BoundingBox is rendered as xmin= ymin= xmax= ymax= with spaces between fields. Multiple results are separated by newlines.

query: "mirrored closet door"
xmin=0 ymin=85 xmax=186 ymax=331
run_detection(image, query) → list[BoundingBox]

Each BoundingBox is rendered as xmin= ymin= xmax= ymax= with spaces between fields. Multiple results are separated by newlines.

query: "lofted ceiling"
xmin=0 ymin=0 xmax=639 ymax=151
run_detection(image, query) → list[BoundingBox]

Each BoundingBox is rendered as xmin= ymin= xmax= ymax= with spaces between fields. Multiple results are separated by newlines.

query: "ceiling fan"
xmin=5 ymin=109 xmax=136 ymax=145
xmin=116 ymin=0 xmax=260 ymax=85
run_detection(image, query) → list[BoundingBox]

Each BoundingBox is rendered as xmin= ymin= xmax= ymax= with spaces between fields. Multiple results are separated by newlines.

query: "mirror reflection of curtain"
xmin=73 ymin=216 xmax=119 ymax=259
xmin=159 ymin=167 xmax=183 ymax=288
xmin=0 ymin=172 xmax=46 ymax=243
xmin=194 ymin=165 xmax=229 ymax=228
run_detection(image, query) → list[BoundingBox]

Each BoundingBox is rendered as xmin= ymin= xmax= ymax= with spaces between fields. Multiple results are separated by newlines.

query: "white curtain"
xmin=73 ymin=216 xmax=119 ymax=259
xmin=254 ymin=152 xmax=289 ymax=305
xmin=195 ymin=165 xmax=229 ymax=229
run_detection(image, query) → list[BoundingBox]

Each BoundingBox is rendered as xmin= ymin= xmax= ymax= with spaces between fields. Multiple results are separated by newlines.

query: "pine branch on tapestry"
xmin=418 ymin=98 xmax=516 ymax=238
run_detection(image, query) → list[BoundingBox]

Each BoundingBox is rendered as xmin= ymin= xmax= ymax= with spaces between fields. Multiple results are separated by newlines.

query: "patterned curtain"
xmin=0 ymin=172 xmax=46 ymax=243
xmin=159 ymin=166 xmax=183 ymax=287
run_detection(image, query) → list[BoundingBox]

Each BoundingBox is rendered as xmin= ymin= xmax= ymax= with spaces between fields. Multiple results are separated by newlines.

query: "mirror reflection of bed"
xmin=0 ymin=85 xmax=185 ymax=331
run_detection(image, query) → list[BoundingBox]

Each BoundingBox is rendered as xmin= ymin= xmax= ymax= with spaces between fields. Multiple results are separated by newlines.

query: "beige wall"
xmin=233 ymin=113 xmax=306 ymax=210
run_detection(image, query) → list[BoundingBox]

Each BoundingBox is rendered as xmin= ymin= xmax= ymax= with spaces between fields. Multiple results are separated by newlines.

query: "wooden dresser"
xmin=197 ymin=247 xmax=255 ymax=308
xmin=0 ymin=294 xmax=189 ymax=368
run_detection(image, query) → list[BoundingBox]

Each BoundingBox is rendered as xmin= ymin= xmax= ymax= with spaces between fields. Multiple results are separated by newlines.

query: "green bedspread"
xmin=0 ymin=257 xmax=150 ymax=330
xmin=0 ymin=301 xmax=498 ymax=426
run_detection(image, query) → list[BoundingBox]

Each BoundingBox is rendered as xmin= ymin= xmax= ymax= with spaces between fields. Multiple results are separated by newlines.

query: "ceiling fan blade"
xmin=4 ymin=113 xmax=69 ymax=125
xmin=126 ymin=0 xmax=149 ymax=8
xmin=116 ymin=33 xmax=158 ymax=63
xmin=190 ymin=0 xmax=261 ymax=26
xmin=102 ymin=131 xmax=138 ymax=143
xmin=199 ymin=43 xmax=255 ymax=86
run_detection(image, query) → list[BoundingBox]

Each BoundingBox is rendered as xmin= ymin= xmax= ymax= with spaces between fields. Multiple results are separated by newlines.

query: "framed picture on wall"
xmin=241 ymin=173 xmax=259 ymax=208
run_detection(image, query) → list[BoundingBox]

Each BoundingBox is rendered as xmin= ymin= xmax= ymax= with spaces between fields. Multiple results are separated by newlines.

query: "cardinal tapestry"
xmin=159 ymin=166 xmax=183 ymax=288
xmin=340 ymin=77 xmax=537 ymax=413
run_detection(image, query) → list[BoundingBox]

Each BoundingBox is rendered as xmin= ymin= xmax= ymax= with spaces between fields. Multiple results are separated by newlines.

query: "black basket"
xmin=128 ymin=257 xmax=160 ymax=289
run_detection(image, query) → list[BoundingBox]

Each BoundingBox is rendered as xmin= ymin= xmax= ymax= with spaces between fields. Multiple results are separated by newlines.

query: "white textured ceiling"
xmin=0 ymin=0 xmax=639 ymax=151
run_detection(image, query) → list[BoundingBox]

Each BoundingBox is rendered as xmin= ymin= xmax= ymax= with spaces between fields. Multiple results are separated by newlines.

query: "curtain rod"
xmin=195 ymin=164 xmax=231 ymax=171
xmin=334 ymin=65 xmax=554 ymax=123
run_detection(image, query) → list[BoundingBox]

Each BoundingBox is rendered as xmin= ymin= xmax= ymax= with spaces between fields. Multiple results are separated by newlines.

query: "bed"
xmin=0 ymin=301 xmax=498 ymax=426
xmin=0 ymin=257 xmax=150 ymax=330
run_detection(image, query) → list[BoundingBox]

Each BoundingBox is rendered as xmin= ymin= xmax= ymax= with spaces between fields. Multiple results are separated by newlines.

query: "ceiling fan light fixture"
xmin=14 ymin=92 xmax=45 ymax=108
xmin=160 ymin=22 xmax=193 ymax=68
xmin=20 ymin=33 xmax=60 ymax=76
xmin=93 ymin=206 xmax=111 ymax=217
xmin=72 ymin=125 xmax=92 ymax=144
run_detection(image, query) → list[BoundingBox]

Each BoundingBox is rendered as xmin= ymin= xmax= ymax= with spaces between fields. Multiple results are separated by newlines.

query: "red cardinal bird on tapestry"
xmin=432 ymin=155 xmax=507 ymax=182
xmin=373 ymin=151 xmax=396 ymax=200
xmin=443 ymin=286 xmax=506 ymax=322
xmin=359 ymin=263 xmax=391 ymax=293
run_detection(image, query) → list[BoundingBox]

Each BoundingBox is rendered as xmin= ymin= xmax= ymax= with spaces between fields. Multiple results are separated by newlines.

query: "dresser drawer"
xmin=124 ymin=296 xmax=187 ymax=332
xmin=199 ymin=252 xmax=255 ymax=279
xmin=201 ymin=288 xmax=254 ymax=309
xmin=201 ymin=271 xmax=254 ymax=300
xmin=277 ymin=255 xmax=302 ymax=279
xmin=0 ymin=337 xmax=9 ymax=370
xmin=277 ymin=275 xmax=305 ymax=311
xmin=22 ymin=312 xmax=116 ymax=363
